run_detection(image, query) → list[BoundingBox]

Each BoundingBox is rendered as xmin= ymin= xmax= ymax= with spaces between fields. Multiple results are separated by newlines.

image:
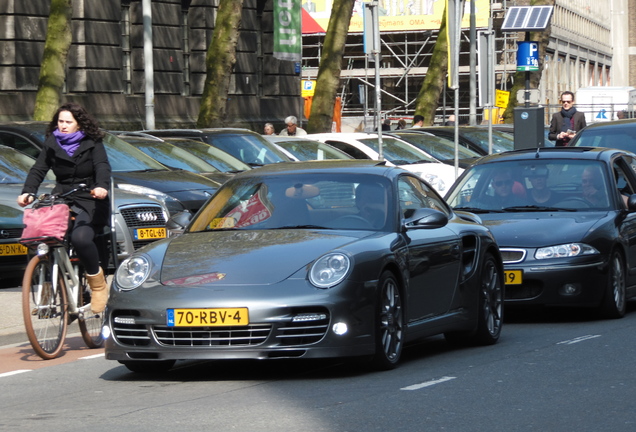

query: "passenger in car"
xmin=526 ymin=167 xmax=564 ymax=206
xmin=481 ymin=170 xmax=525 ymax=208
xmin=355 ymin=182 xmax=387 ymax=228
xmin=581 ymin=165 xmax=608 ymax=207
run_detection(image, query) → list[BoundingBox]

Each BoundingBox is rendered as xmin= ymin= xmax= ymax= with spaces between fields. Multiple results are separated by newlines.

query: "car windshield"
xmin=357 ymin=137 xmax=438 ymax=164
xmin=205 ymin=133 xmax=289 ymax=165
xmin=274 ymin=139 xmax=351 ymax=160
xmin=162 ymin=138 xmax=251 ymax=173
xmin=572 ymin=125 xmax=636 ymax=152
xmin=391 ymin=132 xmax=481 ymax=160
xmin=189 ymin=173 xmax=393 ymax=232
xmin=0 ymin=147 xmax=55 ymax=183
xmin=121 ymin=138 xmax=221 ymax=173
xmin=103 ymin=133 xmax=169 ymax=173
xmin=457 ymin=129 xmax=514 ymax=153
xmin=446 ymin=159 xmax=613 ymax=211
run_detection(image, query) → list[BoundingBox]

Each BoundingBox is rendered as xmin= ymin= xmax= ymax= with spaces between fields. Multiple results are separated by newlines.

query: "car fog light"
xmin=559 ymin=283 xmax=581 ymax=296
xmin=332 ymin=322 xmax=348 ymax=335
xmin=36 ymin=243 xmax=49 ymax=256
xmin=113 ymin=316 xmax=137 ymax=325
xmin=292 ymin=313 xmax=327 ymax=322
xmin=101 ymin=325 xmax=111 ymax=340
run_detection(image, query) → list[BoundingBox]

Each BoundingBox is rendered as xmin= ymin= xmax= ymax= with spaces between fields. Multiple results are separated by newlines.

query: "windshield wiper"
xmin=271 ymin=224 xmax=329 ymax=230
xmin=502 ymin=205 xmax=577 ymax=212
xmin=454 ymin=206 xmax=505 ymax=213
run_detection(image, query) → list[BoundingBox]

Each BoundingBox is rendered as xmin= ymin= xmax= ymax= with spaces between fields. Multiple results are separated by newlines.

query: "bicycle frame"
xmin=49 ymin=245 xmax=92 ymax=317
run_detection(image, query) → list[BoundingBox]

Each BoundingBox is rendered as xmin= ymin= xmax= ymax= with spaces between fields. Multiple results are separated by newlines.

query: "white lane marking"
xmin=0 ymin=370 xmax=32 ymax=378
xmin=557 ymin=335 xmax=601 ymax=345
xmin=80 ymin=353 xmax=105 ymax=360
xmin=401 ymin=376 xmax=456 ymax=391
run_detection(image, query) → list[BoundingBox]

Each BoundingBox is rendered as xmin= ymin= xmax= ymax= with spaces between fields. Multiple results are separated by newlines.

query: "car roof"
xmin=468 ymin=146 xmax=628 ymax=164
xmin=142 ymin=128 xmax=260 ymax=136
xmin=229 ymin=159 xmax=400 ymax=178
xmin=578 ymin=118 xmax=636 ymax=130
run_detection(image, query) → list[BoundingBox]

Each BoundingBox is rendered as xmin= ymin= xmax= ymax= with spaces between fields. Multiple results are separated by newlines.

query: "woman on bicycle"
xmin=17 ymin=102 xmax=111 ymax=314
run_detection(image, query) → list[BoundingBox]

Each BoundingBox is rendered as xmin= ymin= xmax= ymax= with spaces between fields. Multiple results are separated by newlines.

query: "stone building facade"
xmin=0 ymin=0 xmax=302 ymax=130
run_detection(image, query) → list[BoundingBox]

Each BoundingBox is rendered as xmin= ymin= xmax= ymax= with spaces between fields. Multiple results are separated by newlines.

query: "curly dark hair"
xmin=46 ymin=102 xmax=105 ymax=141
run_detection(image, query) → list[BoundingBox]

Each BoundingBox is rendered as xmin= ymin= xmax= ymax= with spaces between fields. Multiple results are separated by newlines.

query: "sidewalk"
xmin=0 ymin=287 xmax=28 ymax=347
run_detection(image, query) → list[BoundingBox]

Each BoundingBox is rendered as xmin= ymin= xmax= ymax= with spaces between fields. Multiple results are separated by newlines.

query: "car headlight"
xmin=115 ymin=255 xmax=151 ymax=290
xmin=309 ymin=253 xmax=350 ymax=289
xmin=535 ymin=243 xmax=599 ymax=260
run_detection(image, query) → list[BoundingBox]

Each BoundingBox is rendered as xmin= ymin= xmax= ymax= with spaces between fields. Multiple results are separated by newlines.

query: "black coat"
xmin=548 ymin=111 xmax=587 ymax=146
xmin=22 ymin=134 xmax=112 ymax=227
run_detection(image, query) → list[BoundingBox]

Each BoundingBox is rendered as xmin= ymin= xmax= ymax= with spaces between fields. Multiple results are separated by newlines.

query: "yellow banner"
xmin=303 ymin=0 xmax=490 ymax=33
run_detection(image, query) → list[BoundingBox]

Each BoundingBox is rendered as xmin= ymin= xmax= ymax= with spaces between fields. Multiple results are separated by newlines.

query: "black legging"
xmin=70 ymin=211 xmax=102 ymax=275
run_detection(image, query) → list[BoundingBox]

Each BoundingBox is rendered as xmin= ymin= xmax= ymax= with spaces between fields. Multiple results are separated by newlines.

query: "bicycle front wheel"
xmin=22 ymin=255 xmax=68 ymax=359
xmin=77 ymin=271 xmax=104 ymax=348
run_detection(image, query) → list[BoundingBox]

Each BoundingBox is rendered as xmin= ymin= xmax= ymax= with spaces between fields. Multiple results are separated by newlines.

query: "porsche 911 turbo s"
xmin=104 ymin=160 xmax=504 ymax=373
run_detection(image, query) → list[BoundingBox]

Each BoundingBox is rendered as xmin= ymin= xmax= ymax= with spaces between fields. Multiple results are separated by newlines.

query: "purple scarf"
xmin=53 ymin=129 xmax=85 ymax=157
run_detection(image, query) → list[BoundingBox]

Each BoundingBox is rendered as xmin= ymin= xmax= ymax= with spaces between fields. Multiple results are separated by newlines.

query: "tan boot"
xmin=86 ymin=268 xmax=108 ymax=314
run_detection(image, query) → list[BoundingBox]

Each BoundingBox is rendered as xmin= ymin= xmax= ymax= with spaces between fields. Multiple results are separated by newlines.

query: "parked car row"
xmin=4 ymin=119 xmax=636 ymax=373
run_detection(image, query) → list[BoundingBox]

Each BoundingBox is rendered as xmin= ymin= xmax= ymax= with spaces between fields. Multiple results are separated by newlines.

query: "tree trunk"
xmin=33 ymin=0 xmax=72 ymax=121
xmin=197 ymin=0 xmax=244 ymax=128
xmin=502 ymin=0 xmax=555 ymax=123
xmin=413 ymin=7 xmax=449 ymax=126
xmin=306 ymin=0 xmax=356 ymax=133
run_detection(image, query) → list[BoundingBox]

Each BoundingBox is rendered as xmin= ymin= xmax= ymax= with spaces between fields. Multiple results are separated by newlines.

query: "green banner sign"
xmin=274 ymin=0 xmax=301 ymax=62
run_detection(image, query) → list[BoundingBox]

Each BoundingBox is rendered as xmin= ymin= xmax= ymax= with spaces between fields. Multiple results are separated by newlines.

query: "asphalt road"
xmin=2 ymin=291 xmax=636 ymax=432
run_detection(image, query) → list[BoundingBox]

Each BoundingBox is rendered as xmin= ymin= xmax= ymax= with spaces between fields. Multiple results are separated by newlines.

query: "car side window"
xmin=0 ymin=132 xmax=41 ymax=158
xmin=398 ymin=175 xmax=450 ymax=219
xmin=324 ymin=141 xmax=369 ymax=159
xmin=614 ymin=158 xmax=636 ymax=208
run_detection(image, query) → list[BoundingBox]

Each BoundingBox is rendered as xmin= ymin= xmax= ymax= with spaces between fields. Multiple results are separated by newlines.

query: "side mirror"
xmin=166 ymin=210 xmax=192 ymax=236
xmin=403 ymin=208 xmax=448 ymax=230
xmin=627 ymin=194 xmax=636 ymax=211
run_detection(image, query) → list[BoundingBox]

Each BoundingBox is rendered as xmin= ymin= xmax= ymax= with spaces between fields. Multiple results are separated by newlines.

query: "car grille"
xmin=3 ymin=228 xmax=23 ymax=238
xmin=153 ymin=324 xmax=271 ymax=346
xmin=276 ymin=315 xmax=330 ymax=346
xmin=500 ymin=248 xmax=526 ymax=264
xmin=121 ymin=206 xmax=166 ymax=228
xmin=111 ymin=311 xmax=151 ymax=346
xmin=505 ymin=281 xmax=542 ymax=300
xmin=120 ymin=205 xmax=167 ymax=251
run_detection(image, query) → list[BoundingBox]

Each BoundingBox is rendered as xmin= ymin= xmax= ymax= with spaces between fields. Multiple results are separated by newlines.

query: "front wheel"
xmin=370 ymin=271 xmax=404 ymax=370
xmin=77 ymin=270 xmax=105 ymax=348
xmin=598 ymin=251 xmax=626 ymax=319
xmin=22 ymin=255 xmax=68 ymax=360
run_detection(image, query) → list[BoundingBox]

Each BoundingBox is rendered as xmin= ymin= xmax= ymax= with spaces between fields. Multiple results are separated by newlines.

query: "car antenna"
xmin=535 ymin=146 xmax=541 ymax=158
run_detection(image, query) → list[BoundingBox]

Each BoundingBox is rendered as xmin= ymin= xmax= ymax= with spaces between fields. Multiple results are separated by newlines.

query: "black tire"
xmin=371 ymin=271 xmax=404 ymax=370
xmin=598 ymin=250 xmax=626 ymax=319
xmin=119 ymin=360 xmax=176 ymax=373
xmin=445 ymin=253 xmax=503 ymax=346
xmin=22 ymin=255 xmax=68 ymax=360
xmin=77 ymin=270 xmax=105 ymax=348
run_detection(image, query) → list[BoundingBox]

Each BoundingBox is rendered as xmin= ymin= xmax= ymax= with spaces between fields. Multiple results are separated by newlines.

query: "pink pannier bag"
xmin=22 ymin=203 xmax=71 ymax=241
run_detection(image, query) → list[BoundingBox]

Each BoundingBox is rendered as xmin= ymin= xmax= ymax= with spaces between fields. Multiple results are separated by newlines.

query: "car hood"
xmin=113 ymin=170 xmax=220 ymax=195
xmin=479 ymin=211 xmax=610 ymax=248
xmin=160 ymin=229 xmax=367 ymax=286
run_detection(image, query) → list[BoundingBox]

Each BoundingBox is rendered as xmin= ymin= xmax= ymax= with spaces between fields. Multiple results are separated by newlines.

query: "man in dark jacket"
xmin=549 ymin=91 xmax=587 ymax=146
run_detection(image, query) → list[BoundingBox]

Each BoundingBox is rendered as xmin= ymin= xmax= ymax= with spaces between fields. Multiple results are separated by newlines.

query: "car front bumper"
xmin=503 ymin=257 xmax=608 ymax=307
xmin=103 ymin=279 xmax=377 ymax=362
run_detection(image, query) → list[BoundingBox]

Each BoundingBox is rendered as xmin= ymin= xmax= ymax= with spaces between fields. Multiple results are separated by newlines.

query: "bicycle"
xmin=20 ymin=185 xmax=112 ymax=359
